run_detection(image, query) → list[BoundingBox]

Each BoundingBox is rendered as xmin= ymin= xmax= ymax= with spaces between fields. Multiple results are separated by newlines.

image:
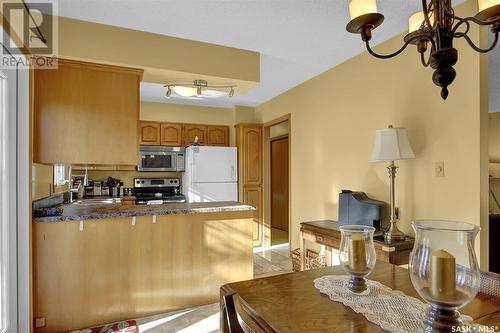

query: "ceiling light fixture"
xmin=346 ymin=0 xmax=499 ymax=100
xmin=164 ymin=80 xmax=236 ymax=99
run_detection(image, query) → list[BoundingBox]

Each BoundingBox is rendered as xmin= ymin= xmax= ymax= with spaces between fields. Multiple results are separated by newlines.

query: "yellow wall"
xmin=270 ymin=121 xmax=289 ymax=138
xmin=32 ymin=163 xmax=53 ymax=200
xmin=489 ymin=113 xmax=500 ymax=162
xmin=256 ymin=1 xmax=487 ymax=263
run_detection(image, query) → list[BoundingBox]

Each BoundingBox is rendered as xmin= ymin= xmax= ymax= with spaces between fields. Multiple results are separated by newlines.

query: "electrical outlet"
xmin=35 ymin=317 xmax=46 ymax=328
xmin=435 ymin=161 xmax=445 ymax=177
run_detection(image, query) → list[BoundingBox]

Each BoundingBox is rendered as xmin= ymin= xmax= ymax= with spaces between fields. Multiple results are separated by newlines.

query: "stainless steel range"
xmin=133 ymin=178 xmax=187 ymax=205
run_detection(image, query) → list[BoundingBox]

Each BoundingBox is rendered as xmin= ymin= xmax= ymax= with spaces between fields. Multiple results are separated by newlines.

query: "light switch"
xmin=435 ymin=161 xmax=445 ymax=177
xmin=35 ymin=317 xmax=46 ymax=328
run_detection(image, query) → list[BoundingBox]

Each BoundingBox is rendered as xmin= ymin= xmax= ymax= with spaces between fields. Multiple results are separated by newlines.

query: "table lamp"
xmin=370 ymin=125 xmax=415 ymax=243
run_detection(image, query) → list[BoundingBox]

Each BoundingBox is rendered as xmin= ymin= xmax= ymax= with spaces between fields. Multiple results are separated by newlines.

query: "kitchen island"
xmin=33 ymin=202 xmax=255 ymax=333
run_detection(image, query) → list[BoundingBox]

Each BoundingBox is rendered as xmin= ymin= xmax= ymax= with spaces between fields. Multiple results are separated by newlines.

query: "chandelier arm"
xmin=365 ymin=34 xmax=432 ymax=59
xmin=164 ymin=83 xmax=198 ymax=88
xmin=420 ymin=44 xmax=434 ymax=67
xmin=460 ymin=30 xmax=499 ymax=53
xmin=206 ymin=85 xmax=237 ymax=89
xmin=453 ymin=14 xmax=500 ymax=27
xmin=452 ymin=19 xmax=471 ymax=37
xmin=422 ymin=0 xmax=434 ymax=29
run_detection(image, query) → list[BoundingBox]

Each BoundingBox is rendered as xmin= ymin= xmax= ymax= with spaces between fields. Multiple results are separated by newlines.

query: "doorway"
xmin=271 ymin=136 xmax=289 ymax=246
xmin=262 ymin=116 xmax=290 ymax=248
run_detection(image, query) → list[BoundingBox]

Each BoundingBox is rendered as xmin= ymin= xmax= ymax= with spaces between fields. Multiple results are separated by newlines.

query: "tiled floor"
xmin=76 ymin=244 xmax=293 ymax=333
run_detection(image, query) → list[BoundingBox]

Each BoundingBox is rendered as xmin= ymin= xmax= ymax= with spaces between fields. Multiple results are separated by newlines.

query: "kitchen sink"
xmin=72 ymin=198 xmax=122 ymax=205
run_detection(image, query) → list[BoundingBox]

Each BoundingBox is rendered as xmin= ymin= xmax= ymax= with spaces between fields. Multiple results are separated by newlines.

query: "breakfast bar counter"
xmin=33 ymin=203 xmax=255 ymax=333
xmin=33 ymin=201 xmax=254 ymax=222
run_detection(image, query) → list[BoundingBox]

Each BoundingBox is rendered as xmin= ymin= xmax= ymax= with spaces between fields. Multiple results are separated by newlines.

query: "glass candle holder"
xmin=409 ymin=220 xmax=480 ymax=333
xmin=339 ymin=225 xmax=376 ymax=295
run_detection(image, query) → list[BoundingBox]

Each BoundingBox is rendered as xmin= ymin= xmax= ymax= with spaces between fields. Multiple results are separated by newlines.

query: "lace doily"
xmin=314 ymin=275 xmax=473 ymax=333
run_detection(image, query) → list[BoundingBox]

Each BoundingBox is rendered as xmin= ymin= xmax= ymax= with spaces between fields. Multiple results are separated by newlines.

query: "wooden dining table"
xmin=220 ymin=261 xmax=500 ymax=332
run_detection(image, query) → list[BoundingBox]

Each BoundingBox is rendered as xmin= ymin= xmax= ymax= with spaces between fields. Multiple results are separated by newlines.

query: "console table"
xmin=300 ymin=220 xmax=414 ymax=270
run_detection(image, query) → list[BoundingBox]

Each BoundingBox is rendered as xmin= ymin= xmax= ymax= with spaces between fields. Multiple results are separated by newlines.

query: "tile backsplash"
xmin=87 ymin=170 xmax=181 ymax=188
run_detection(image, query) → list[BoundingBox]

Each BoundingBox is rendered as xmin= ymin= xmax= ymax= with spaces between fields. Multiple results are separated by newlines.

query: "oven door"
xmin=138 ymin=151 xmax=177 ymax=171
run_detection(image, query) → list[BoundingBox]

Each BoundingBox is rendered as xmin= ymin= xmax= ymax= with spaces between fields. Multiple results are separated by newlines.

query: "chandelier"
xmin=165 ymin=80 xmax=236 ymax=98
xmin=346 ymin=0 xmax=500 ymax=99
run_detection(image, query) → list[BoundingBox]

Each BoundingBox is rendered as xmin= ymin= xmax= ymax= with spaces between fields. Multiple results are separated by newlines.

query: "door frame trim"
xmin=263 ymin=114 xmax=291 ymax=248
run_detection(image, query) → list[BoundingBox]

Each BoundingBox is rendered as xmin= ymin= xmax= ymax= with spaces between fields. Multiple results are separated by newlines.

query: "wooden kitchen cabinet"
xmin=160 ymin=123 xmax=183 ymax=146
xmin=138 ymin=121 xmax=229 ymax=147
xmin=235 ymin=123 xmax=263 ymax=246
xmin=184 ymin=124 xmax=207 ymax=145
xmin=207 ymin=125 xmax=229 ymax=146
xmin=237 ymin=124 xmax=263 ymax=186
xmin=34 ymin=58 xmax=143 ymax=165
xmin=243 ymin=185 xmax=263 ymax=244
xmin=139 ymin=122 xmax=161 ymax=145
xmin=33 ymin=211 xmax=254 ymax=333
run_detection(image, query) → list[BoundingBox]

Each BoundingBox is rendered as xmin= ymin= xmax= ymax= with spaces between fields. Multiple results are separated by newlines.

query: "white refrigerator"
xmin=182 ymin=146 xmax=238 ymax=202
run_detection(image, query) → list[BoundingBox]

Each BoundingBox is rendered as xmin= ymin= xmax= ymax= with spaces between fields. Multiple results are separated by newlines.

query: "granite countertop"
xmin=33 ymin=201 xmax=255 ymax=223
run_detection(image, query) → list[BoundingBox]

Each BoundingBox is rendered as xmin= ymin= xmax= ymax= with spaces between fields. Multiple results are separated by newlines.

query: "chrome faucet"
xmin=67 ymin=166 xmax=89 ymax=203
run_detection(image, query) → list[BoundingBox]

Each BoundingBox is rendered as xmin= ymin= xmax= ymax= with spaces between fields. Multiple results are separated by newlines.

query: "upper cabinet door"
xmin=184 ymin=125 xmax=207 ymax=146
xmin=160 ymin=123 xmax=183 ymax=146
xmin=207 ymin=126 xmax=229 ymax=147
xmin=242 ymin=126 xmax=262 ymax=186
xmin=139 ymin=122 xmax=161 ymax=145
xmin=34 ymin=59 xmax=143 ymax=165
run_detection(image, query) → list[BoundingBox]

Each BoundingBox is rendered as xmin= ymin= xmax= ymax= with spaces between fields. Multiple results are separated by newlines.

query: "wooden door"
xmin=184 ymin=125 xmax=207 ymax=145
xmin=243 ymin=186 xmax=263 ymax=245
xmin=242 ymin=126 xmax=262 ymax=186
xmin=160 ymin=123 xmax=183 ymax=146
xmin=139 ymin=122 xmax=161 ymax=145
xmin=271 ymin=137 xmax=289 ymax=232
xmin=207 ymin=126 xmax=229 ymax=146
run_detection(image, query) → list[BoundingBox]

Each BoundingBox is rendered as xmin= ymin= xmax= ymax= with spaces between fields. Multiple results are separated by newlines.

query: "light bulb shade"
xmin=408 ymin=11 xmax=426 ymax=32
xmin=370 ymin=127 xmax=415 ymax=162
xmin=478 ymin=0 xmax=500 ymax=12
xmin=349 ymin=0 xmax=378 ymax=20
xmin=171 ymin=86 xmax=197 ymax=97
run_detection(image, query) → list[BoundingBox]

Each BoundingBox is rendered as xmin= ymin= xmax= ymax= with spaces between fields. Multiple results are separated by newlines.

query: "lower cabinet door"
xmin=243 ymin=185 xmax=262 ymax=246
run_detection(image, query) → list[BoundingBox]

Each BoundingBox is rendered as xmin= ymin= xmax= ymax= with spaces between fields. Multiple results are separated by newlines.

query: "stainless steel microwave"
xmin=138 ymin=146 xmax=185 ymax=172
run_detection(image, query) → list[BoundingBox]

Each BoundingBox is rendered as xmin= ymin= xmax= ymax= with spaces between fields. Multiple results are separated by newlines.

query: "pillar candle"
xmin=348 ymin=234 xmax=367 ymax=272
xmin=430 ymin=249 xmax=456 ymax=299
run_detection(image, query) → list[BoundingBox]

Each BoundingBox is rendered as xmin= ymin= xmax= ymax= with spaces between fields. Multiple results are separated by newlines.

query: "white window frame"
xmin=0 ymin=68 xmax=11 ymax=333
xmin=0 ymin=27 xmax=30 ymax=333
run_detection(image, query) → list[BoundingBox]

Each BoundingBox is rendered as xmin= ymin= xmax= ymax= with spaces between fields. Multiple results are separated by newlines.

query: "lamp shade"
xmin=408 ymin=11 xmax=425 ymax=32
xmin=370 ymin=127 xmax=415 ymax=162
xmin=349 ymin=0 xmax=378 ymax=20
xmin=478 ymin=0 xmax=500 ymax=12
xmin=172 ymin=86 xmax=197 ymax=97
